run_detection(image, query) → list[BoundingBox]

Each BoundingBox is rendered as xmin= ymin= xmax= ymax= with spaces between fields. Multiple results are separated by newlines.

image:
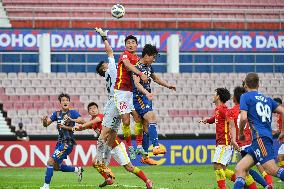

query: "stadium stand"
xmin=0 ymin=72 xmax=283 ymax=135
xmin=1 ymin=0 xmax=284 ymax=29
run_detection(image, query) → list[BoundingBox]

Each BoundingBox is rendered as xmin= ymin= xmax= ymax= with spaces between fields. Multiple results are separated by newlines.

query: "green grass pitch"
xmin=0 ymin=165 xmax=282 ymax=189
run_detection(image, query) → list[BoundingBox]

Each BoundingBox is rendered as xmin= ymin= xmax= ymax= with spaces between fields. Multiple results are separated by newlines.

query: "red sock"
xmin=217 ymin=180 xmax=226 ymax=189
xmin=99 ymin=171 xmax=109 ymax=179
xmin=136 ymin=170 xmax=148 ymax=183
xmin=264 ymin=174 xmax=273 ymax=185
xmin=248 ymin=182 xmax=258 ymax=189
xmin=125 ymin=136 xmax=132 ymax=147
xmin=281 ymin=165 xmax=284 ymax=169
xmin=135 ymin=134 xmax=143 ymax=146
xmin=231 ymin=174 xmax=236 ymax=182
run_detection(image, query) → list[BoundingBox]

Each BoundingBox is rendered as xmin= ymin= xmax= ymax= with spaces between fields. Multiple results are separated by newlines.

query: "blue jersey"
xmin=50 ymin=109 xmax=81 ymax=144
xmin=240 ymin=91 xmax=279 ymax=141
xmin=132 ymin=62 xmax=154 ymax=97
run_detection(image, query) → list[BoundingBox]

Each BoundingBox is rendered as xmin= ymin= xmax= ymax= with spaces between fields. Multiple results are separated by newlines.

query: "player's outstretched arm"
xmin=73 ymin=117 xmax=102 ymax=131
xmin=133 ymin=74 xmax=154 ymax=100
xmin=42 ymin=116 xmax=52 ymax=127
xmin=238 ymin=110 xmax=247 ymax=141
xmin=65 ymin=116 xmax=85 ymax=124
xmin=123 ymin=59 xmax=148 ymax=82
xmin=95 ymin=27 xmax=114 ymax=58
xmin=151 ymin=73 xmax=176 ymax=91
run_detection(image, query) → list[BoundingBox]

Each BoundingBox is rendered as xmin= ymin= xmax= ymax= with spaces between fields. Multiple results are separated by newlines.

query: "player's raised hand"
xmin=95 ymin=27 xmax=109 ymax=37
xmin=168 ymin=85 xmax=176 ymax=91
xmin=146 ymin=92 xmax=154 ymax=101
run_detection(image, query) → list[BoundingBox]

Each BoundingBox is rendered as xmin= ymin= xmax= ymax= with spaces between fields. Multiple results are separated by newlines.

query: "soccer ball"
xmin=111 ymin=4 xmax=125 ymax=19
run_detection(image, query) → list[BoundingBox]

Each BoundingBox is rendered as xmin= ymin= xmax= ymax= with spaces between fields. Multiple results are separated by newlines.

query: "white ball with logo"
xmin=111 ymin=4 xmax=125 ymax=19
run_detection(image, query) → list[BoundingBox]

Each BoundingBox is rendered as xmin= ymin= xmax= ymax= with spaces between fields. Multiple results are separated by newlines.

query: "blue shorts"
xmin=52 ymin=142 xmax=73 ymax=164
xmin=133 ymin=94 xmax=152 ymax=117
xmin=245 ymin=137 xmax=275 ymax=165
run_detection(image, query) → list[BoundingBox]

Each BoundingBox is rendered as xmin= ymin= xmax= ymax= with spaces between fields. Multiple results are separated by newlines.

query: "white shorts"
xmin=114 ymin=89 xmax=134 ymax=115
xmin=102 ymin=97 xmax=121 ymax=132
xmin=213 ymin=145 xmax=233 ymax=166
xmin=278 ymin=144 xmax=284 ymax=155
xmin=111 ymin=142 xmax=130 ymax=166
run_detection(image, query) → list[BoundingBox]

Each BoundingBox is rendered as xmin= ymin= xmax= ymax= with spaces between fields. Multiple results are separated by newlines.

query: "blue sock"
xmin=142 ymin=132 xmax=149 ymax=153
xmin=60 ymin=164 xmax=75 ymax=172
xmin=277 ymin=167 xmax=284 ymax=181
xmin=148 ymin=123 xmax=159 ymax=147
xmin=44 ymin=165 xmax=54 ymax=184
xmin=233 ymin=177 xmax=245 ymax=189
xmin=249 ymin=169 xmax=267 ymax=187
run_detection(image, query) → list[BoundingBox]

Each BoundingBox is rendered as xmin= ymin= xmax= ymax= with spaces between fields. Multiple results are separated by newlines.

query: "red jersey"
xmin=89 ymin=114 xmax=121 ymax=148
xmin=226 ymin=104 xmax=251 ymax=147
xmin=114 ymin=50 xmax=139 ymax=91
xmin=206 ymin=104 xmax=230 ymax=145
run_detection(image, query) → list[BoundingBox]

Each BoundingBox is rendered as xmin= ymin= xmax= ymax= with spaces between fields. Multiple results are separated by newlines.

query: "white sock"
xmin=74 ymin=167 xmax=79 ymax=173
xmin=43 ymin=183 xmax=49 ymax=187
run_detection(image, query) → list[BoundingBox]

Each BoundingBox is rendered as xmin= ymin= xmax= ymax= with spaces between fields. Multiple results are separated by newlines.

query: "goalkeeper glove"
xmin=95 ymin=27 xmax=109 ymax=41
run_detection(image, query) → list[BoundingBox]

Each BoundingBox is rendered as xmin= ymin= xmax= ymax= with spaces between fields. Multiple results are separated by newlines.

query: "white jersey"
xmin=105 ymin=57 xmax=117 ymax=97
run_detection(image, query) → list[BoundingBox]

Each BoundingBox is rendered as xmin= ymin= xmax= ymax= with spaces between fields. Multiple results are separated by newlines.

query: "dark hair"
xmin=58 ymin=93 xmax=70 ymax=102
xmin=142 ymin=44 xmax=158 ymax=58
xmin=96 ymin=61 xmax=106 ymax=77
xmin=125 ymin=35 xmax=137 ymax=44
xmin=18 ymin=122 xmax=23 ymax=128
xmin=274 ymin=97 xmax=283 ymax=105
xmin=245 ymin=72 xmax=259 ymax=89
xmin=87 ymin=102 xmax=98 ymax=111
xmin=215 ymin=88 xmax=231 ymax=103
xmin=233 ymin=86 xmax=246 ymax=104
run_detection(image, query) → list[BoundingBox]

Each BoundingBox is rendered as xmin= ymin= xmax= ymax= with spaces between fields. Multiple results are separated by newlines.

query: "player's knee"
xmin=265 ymin=167 xmax=278 ymax=176
xmin=124 ymin=164 xmax=134 ymax=172
xmin=53 ymin=163 xmax=60 ymax=171
xmin=47 ymin=157 xmax=55 ymax=166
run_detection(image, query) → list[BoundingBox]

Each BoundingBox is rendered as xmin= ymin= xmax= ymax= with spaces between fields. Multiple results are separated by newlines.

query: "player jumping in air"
xmin=113 ymin=34 xmax=148 ymax=160
xmin=233 ymin=73 xmax=284 ymax=189
xmin=72 ymin=102 xmax=153 ymax=188
xmin=40 ymin=93 xmax=85 ymax=189
xmin=94 ymin=28 xmax=158 ymax=170
xmin=132 ymin=44 xmax=176 ymax=162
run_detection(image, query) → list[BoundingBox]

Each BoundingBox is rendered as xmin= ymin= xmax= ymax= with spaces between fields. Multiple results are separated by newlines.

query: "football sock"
xmin=245 ymin=175 xmax=257 ymax=189
xmin=122 ymin=124 xmax=132 ymax=147
xmin=277 ymin=167 xmax=284 ymax=181
xmin=234 ymin=177 xmax=245 ymax=189
xmin=262 ymin=171 xmax=273 ymax=185
xmin=44 ymin=165 xmax=54 ymax=184
xmin=215 ymin=169 xmax=226 ymax=189
xmin=148 ymin=123 xmax=159 ymax=147
xmin=96 ymin=137 xmax=106 ymax=164
xmin=248 ymin=169 xmax=267 ymax=187
xmin=133 ymin=167 xmax=148 ymax=183
xmin=224 ymin=168 xmax=236 ymax=182
xmin=279 ymin=161 xmax=284 ymax=168
xmin=142 ymin=132 xmax=150 ymax=154
xmin=103 ymin=145 xmax=112 ymax=166
xmin=59 ymin=164 xmax=75 ymax=172
xmin=134 ymin=122 xmax=143 ymax=146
